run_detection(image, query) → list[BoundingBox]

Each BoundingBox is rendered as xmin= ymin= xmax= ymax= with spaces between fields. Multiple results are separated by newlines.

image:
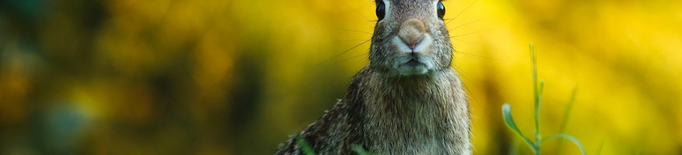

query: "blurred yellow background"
xmin=1 ymin=0 xmax=680 ymax=154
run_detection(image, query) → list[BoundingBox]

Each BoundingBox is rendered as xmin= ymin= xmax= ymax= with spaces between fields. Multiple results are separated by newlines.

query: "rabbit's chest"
xmin=363 ymin=101 xmax=458 ymax=154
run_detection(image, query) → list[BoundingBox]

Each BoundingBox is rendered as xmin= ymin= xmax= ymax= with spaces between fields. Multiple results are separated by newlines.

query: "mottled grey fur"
xmin=275 ymin=0 xmax=471 ymax=154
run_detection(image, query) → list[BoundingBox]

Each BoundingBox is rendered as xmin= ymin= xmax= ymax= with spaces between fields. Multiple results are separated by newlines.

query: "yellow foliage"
xmin=0 ymin=0 xmax=680 ymax=154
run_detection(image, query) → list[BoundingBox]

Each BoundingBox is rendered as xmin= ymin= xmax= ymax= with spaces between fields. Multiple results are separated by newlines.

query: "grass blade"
xmin=595 ymin=139 xmax=605 ymax=155
xmin=559 ymin=87 xmax=578 ymax=134
xmin=295 ymin=133 xmax=316 ymax=155
xmin=557 ymin=87 xmax=578 ymax=154
xmin=530 ymin=44 xmax=543 ymax=147
xmin=502 ymin=104 xmax=539 ymax=153
xmin=352 ymin=144 xmax=378 ymax=155
xmin=541 ymin=134 xmax=587 ymax=155
xmin=535 ymin=80 xmax=544 ymax=146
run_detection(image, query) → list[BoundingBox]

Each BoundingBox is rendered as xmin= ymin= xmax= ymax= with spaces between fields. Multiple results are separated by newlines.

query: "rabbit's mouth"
xmin=405 ymin=59 xmax=421 ymax=66
xmin=394 ymin=56 xmax=433 ymax=76
xmin=387 ymin=31 xmax=437 ymax=76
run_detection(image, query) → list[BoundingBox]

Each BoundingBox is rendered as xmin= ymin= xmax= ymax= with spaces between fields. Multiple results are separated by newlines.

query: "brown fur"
xmin=276 ymin=0 xmax=471 ymax=154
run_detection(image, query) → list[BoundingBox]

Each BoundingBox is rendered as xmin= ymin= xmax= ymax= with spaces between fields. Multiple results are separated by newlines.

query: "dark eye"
xmin=437 ymin=2 xmax=445 ymax=19
xmin=376 ymin=1 xmax=386 ymax=20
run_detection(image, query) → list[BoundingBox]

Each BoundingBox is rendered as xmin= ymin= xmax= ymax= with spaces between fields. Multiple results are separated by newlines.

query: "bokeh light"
xmin=0 ymin=0 xmax=680 ymax=154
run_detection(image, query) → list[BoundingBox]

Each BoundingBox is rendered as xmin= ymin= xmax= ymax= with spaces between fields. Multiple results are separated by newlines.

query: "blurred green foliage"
xmin=0 ymin=0 xmax=680 ymax=154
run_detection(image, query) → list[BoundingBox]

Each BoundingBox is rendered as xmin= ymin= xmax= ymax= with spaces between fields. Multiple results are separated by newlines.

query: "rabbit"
xmin=275 ymin=0 xmax=471 ymax=154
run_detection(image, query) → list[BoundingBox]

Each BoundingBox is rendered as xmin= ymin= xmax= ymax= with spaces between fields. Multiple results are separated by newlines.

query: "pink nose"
xmin=408 ymin=43 xmax=418 ymax=49
xmin=398 ymin=19 xmax=426 ymax=50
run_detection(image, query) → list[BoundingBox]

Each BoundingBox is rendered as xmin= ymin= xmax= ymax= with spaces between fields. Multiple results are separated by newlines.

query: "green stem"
xmin=530 ymin=44 xmax=543 ymax=155
xmin=557 ymin=87 xmax=578 ymax=155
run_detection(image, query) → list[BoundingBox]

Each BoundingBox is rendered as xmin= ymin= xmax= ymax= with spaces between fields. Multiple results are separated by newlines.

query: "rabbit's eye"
xmin=437 ymin=2 xmax=445 ymax=19
xmin=376 ymin=1 xmax=386 ymax=20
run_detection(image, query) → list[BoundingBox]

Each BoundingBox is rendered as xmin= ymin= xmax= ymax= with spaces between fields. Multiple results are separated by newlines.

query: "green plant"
xmin=351 ymin=144 xmax=378 ymax=155
xmin=294 ymin=133 xmax=317 ymax=155
xmin=501 ymin=44 xmax=587 ymax=155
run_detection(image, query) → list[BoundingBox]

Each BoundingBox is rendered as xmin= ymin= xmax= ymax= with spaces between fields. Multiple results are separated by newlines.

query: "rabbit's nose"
xmin=398 ymin=19 xmax=427 ymax=50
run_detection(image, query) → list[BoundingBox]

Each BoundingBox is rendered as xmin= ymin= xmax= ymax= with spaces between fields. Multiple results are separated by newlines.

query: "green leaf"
xmin=595 ymin=139 xmax=605 ymax=155
xmin=559 ymin=87 xmax=578 ymax=134
xmin=351 ymin=144 xmax=378 ymax=155
xmin=295 ymin=133 xmax=317 ymax=155
xmin=541 ymin=134 xmax=587 ymax=155
xmin=502 ymin=104 xmax=539 ymax=153
xmin=557 ymin=86 xmax=579 ymax=154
